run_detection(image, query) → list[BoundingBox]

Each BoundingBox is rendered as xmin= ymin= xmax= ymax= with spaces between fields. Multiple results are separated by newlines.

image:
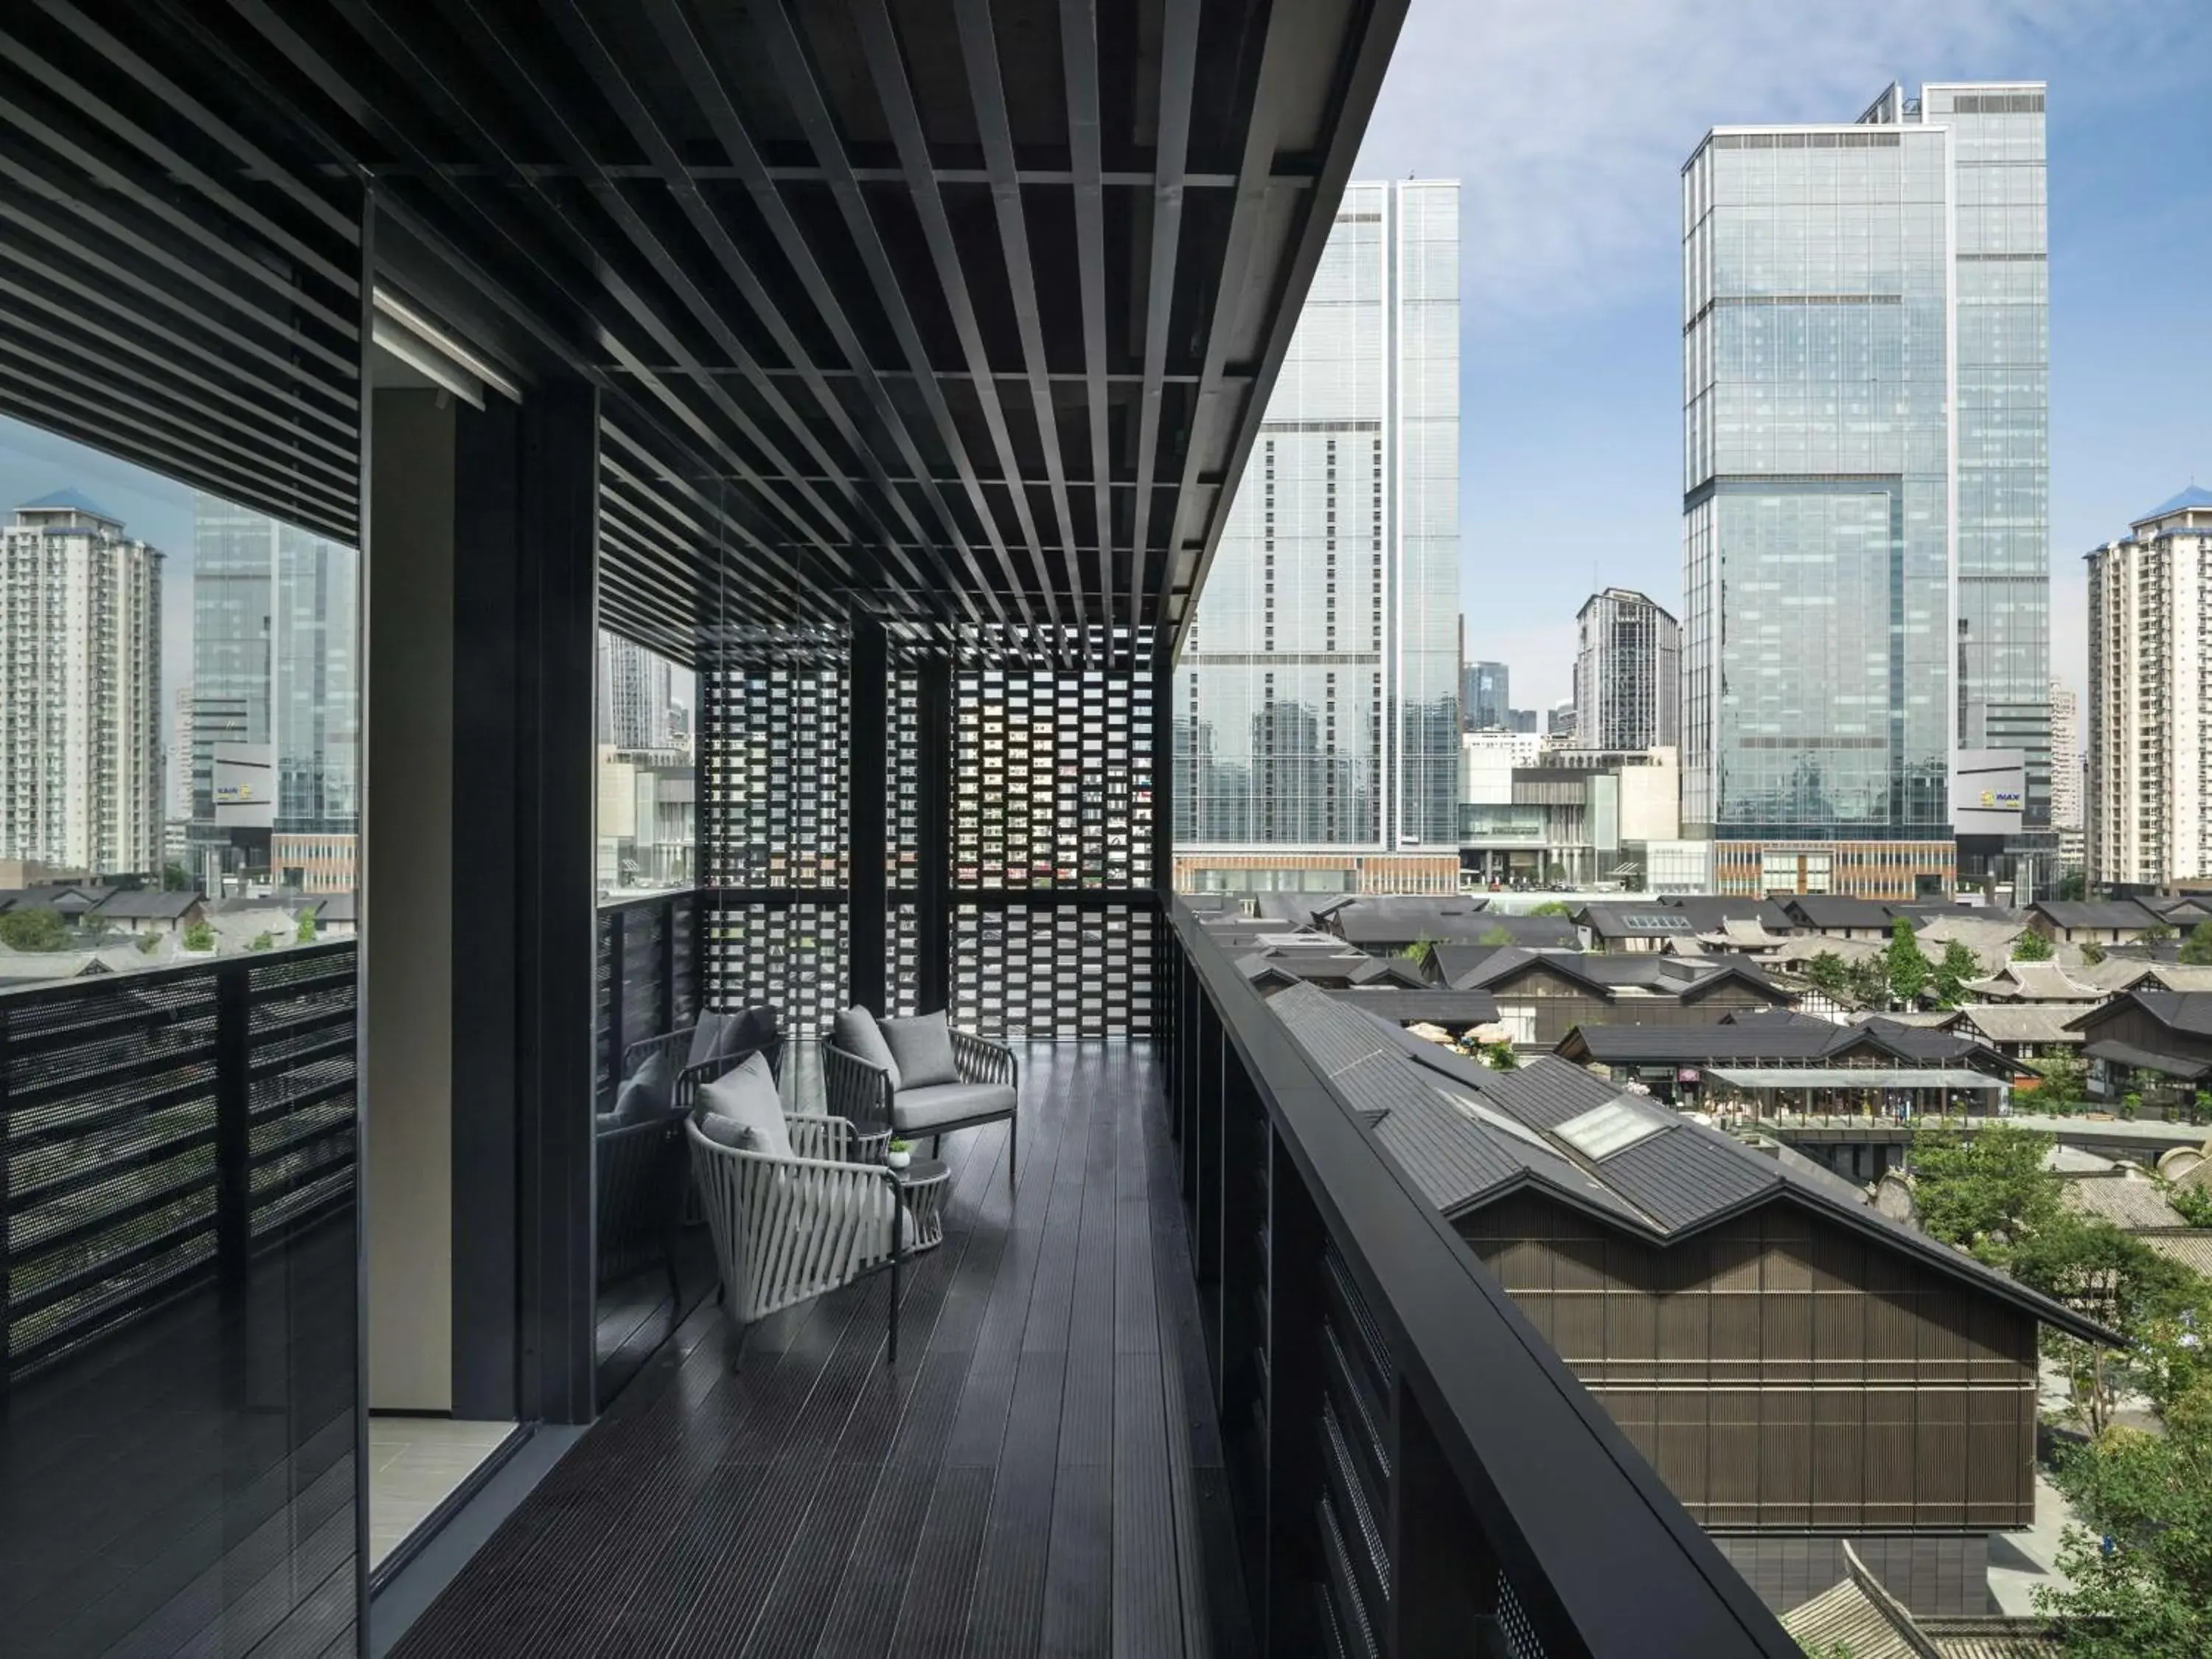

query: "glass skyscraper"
xmin=1680 ymin=82 xmax=2049 ymax=898
xmin=1175 ymin=179 xmax=1460 ymax=885
xmin=192 ymin=494 xmax=359 ymax=863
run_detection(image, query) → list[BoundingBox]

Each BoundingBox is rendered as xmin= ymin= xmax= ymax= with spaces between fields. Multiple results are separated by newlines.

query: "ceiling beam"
xmin=1060 ymin=0 xmax=1110 ymax=661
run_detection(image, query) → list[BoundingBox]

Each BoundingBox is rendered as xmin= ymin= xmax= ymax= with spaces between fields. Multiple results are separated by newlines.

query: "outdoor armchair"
xmin=822 ymin=1008 xmax=1020 ymax=1180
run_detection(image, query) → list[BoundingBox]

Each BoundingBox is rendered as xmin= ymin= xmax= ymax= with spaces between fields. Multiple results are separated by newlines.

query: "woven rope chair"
xmin=686 ymin=1113 xmax=908 ymax=1363
xmin=822 ymin=1027 xmax=1018 ymax=1178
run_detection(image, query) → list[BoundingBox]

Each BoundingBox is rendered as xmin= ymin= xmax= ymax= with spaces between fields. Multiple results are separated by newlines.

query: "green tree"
xmin=2026 ymin=1048 xmax=2089 ymax=1113
xmin=181 ymin=919 xmax=216 ymax=952
xmin=1884 ymin=917 xmax=1930 ymax=1006
xmin=1528 ymin=900 xmax=1571 ymax=918
xmin=1481 ymin=1041 xmax=1519 ymax=1071
xmin=1930 ymin=940 xmax=1980 ymax=1007
xmin=1801 ymin=950 xmax=1851 ymax=996
xmin=2014 ymin=928 xmax=2054 ymax=962
xmin=161 ymin=860 xmax=190 ymax=892
xmin=0 ymin=907 xmax=69 ymax=951
xmin=1910 ymin=1124 xmax=2061 ymax=1268
xmin=2017 ymin=1212 xmax=2204 ymax=1436
xmin=135 ymin=932 xmax=159 ymax=956
xmin=2036 ymin=1378 xmax=2212 ymax=1657
xmin=1397 ymin=933 xmax=1436 ymax=967
xmin=2079 ymin=939 xmax=2108 ymax=966
xmin=2171 ymin=1184 xmax=2212 ymax=1228
xmin=1477 ymin=924 xmax=1513 ymax=947
xmin=1845 ymin=957 xmax=1890 ymax=1006
xmin=246 ymin=931 xmax=276 ymax=952
xmin=2056 ymin=869 xmax=2088 ymax=901
xmin=296 ymin=908 xmax=319 ymax=944
xmin=2178 ymin=920 xmax=2212 ymax=966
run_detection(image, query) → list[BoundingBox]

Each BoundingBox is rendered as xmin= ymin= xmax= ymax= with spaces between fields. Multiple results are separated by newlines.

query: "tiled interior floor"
xmin=369 ymin=1417 xmax=518 ymax=1568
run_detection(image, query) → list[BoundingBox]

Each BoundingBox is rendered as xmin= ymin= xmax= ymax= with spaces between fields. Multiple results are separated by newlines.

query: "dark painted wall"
xmin=1456 ymin=1191 xmax=2039 ymax=1534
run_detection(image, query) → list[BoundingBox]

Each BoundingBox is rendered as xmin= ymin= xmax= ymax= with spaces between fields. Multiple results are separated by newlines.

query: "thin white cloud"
xmin=1354 ymin=0 xmax=2124 ymax=326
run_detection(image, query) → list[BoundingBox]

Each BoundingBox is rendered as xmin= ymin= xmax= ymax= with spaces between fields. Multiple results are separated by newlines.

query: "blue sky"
xmin=4 ymin=1 xmax=2207 ymax=723
xmin=1353 ymin=0 xmax=2212 ymax=710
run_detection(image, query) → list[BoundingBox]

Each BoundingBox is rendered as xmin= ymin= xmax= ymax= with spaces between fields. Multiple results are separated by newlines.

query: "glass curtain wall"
xmin=0 ymin=415 xmax=363 ymax=1655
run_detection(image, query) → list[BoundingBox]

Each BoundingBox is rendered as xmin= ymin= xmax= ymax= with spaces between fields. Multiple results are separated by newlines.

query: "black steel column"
xmin=848 ymin=619 xmax=888 ymax=1013
xmin=514 ymin=381 xmax=601 ymax=1425
xmin=605 ymin=905 xmax=626 ymax=1111
xmin=916 ymin=656 xmax=953 ymax=1013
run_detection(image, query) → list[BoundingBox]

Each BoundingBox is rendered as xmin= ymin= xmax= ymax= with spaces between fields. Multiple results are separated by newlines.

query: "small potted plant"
xmin=886 ymin=1137 xmax=912 ymax=1171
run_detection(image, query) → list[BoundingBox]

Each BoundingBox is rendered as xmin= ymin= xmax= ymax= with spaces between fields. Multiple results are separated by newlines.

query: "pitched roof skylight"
xmin=1554 ymin=1096 xmax=1672 ymax=1160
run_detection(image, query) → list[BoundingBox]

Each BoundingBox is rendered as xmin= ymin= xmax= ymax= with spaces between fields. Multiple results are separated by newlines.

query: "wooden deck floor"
xmin=392 ymin=1040 xmax=1251 ymax=1659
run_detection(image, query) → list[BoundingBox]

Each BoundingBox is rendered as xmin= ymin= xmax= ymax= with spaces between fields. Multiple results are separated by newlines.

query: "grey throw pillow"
xmin=695 ymin=1111 xmax=749 ymax=1150
xmin=613 ymin=1049 xmax=672 ymax=1122
xmin=697 ymin=1052 xmax=790 ymax=1160
xmin=723 ymin=1004 xmax=779 ymax=1058
xmin=686 ymin=1009 xmax=730 ymax=1072
xmin=880 ymin=1010 xmax=959 ymax=1089
xmin=833 ymin=1005 xmax=902 ymax=1092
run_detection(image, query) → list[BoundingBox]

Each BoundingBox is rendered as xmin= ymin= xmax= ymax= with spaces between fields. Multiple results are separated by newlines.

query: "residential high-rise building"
xmin=597 ymin=628 xmax=678 ymax=751
xmin=190 ymin=494 xmax=360 ymax=874
xmin=170 ymin=682 xmax=195 ymax=823
xmin=2086 ymin=487 xmax=2212 ymax=888
xmin=1175 ymin=178 xmax=1461 ymax=893
xmin=0 ymin=492 xmax=162 ymax=876
xmin=2048 ymin=678 xmax=2082 ymax=872
xmin=1462 ymin=659 xmax=1510 ymax=731
xmin=1573 ymin=588 xmax=1680 ymax=751
xmin=1680 ymin=81 xmax=2050 ymax=900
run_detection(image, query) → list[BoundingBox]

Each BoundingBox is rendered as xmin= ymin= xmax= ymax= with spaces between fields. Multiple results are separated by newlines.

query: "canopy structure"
xmin=1705 ymin=1067 xmax=2007 ymax=1093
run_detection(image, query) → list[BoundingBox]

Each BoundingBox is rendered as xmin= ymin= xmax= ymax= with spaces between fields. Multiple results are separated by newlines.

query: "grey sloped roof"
xmin=1955 ymin=1005 xmax=2084 ymax=1046
xmin=2073 ymin=990 xmax=2212 ymax=1040
xmin=1658 ymin=896 xmax=1795 ymax=933
xmin=93 ymin=889 xmax=202 ymax=919
xmin=1318 ymin=987 xmax=1501 ymax=1028
xmin=2031 ymin=900 xmax=2163 ymax=931
xmin=1430 ymin=941 xmax=1515 ymax=989
xmin=1262 ymin=982 xmax=2117 ymax=1345
xmin=1596 ymin=1128 xmax=1778 ymax=1231
xmin=1784 ymin=895 xmax=1896 ymax=929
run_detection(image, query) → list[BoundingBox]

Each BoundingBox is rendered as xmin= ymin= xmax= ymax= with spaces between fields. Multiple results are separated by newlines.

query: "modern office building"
xmin=1546 ymin=699 xmax=1578 ymax=742
xmin=2086 ymin=487 xmax=2212 ymax=888
xmin=190 ymin=495 xmax=359 ymax=872
xmin=1464 ymin=657 xmax=1510 ymax=730
xmin=170 ymin=681 xmax=195 ymax=822
xmin=0 ymin=492 xmax=162 ymax=876
xmin=1175 ymin=178 xmax=1461 ymax=892
xmin=2049 ymin=678 xmax=2083 ymax=873
xmin=1574 ymin=587 xmax=1680 ymax=751
xmin=1680 ymin=81 xmax=2050 ymax=900
xmin=596 ymin=627 xmax=677 ymax=751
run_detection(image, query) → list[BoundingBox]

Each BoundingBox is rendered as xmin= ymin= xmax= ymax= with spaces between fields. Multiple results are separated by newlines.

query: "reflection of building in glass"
xmin=1681 ymin=83 xmax=2050 ymax=900
xmin=1574 ymin=588 xmax=1679 ymax=751
xmin=189 ymin=494 xmax=358 ymax=877
xmin=1462 ymin=659 xmax=1509 ymax=731
xmin=0 ymin=493 xmax=163 ymax=876
xmin=1176 ymin=178 xmax=1460 ymax=888
xmin=597 ymin=628 xmax=678 ymax=751
xmin=2086 ymin=488 xmax=2212 ymax=889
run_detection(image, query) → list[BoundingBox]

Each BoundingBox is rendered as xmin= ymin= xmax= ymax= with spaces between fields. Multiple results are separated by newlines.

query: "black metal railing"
xmin=0 ymin=941 xmax=358 ymax=1392
xmin=1159 ymin=902 xmax=1798 ymax=1659
xmin=595 ymin=890 xmax=699 ymax=1107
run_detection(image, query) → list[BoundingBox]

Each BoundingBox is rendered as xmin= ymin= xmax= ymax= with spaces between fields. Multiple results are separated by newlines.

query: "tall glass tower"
xmin=1175 ymin=179 xmax=1461 ymax=890
xmin=1680 ymin=82 xmax=2048 ymax=899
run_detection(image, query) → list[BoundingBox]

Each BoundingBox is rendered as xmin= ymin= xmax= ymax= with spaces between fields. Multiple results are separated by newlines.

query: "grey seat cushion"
xmin=686 ymin=1009 xmax=730 ymax=1072
xmin=697 ymin=1052 xmax=790 ymax=1160
xmin=880 ymin=1010 xmax=959 ymax=1089
xmin=893 ymin=1080 xmax=1017 ymax=1135
xmin=724 ymin=1004 xmax=779 ymax=1059
xmin=613 ymin=1048 xmax=672 ymax=1122
xmin=832 ymin=1005 xmax=902 ymax=1091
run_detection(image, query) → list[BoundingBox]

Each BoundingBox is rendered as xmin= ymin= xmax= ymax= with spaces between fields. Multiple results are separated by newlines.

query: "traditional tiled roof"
xmin=2060 ymin=1173 xmax=2187 ymax=1231
xmin=2135 ymin=1229 xmax=2212 ymax=1278
xmin=1263 ymin=982 xmax=2116 ymax=1344
xmin=1782 ymin=1544 xmax=2060 ymax=1659
xmin=2031 ymin=900 xmax=2164 ymax=931
xmin=1954 ymin=1005 xmax=2085 ymax=1047
xmin=1964 ymin=961 xmax=2101 ymax=1001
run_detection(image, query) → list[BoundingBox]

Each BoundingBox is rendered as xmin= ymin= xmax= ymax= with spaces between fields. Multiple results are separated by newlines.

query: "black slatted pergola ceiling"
xmin=0 ymin=0 xmax=1405 ymax=662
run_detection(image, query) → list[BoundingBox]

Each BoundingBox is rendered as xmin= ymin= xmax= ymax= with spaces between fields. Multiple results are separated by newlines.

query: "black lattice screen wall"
xmin=701 ymin=636 xmax=852 ymax=1035
xmin=699 ymin=630 xmax=1163 ymax=1040
xmin=948 ymin=649 xmax=1159 ymax=1038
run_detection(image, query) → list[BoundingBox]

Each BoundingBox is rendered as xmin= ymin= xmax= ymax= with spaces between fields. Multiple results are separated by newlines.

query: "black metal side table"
xmin=889 ymin=1156 xmax=950 ymax=1253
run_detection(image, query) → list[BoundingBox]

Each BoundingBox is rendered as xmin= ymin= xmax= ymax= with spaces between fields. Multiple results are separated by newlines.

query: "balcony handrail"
xmin=0 ymin=935 xmax=356 ymax=1006
xmin=1166 ymin=899 xmax=1798 ymax=1658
